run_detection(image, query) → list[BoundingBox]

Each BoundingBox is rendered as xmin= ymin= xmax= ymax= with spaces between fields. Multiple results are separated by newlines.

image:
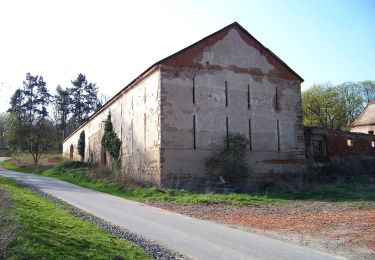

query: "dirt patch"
xmin=145 ymin=201 xmax=375 ymax=259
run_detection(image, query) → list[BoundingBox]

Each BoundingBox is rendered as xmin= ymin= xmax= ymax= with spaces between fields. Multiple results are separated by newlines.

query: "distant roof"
xmin=352 ymin=100 xmax=375 ymax=127
xmin=64 ymin=22 xmax=303 ymax=142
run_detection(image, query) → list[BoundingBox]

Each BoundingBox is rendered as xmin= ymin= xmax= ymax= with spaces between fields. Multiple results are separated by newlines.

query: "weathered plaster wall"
xmin=63 ymin=69 xmax=161 ymax=185
xmin=159 ymin=28 xmax=305 ymax=187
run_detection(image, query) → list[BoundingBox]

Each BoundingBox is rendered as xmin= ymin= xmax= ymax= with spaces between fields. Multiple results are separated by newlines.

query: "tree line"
xmin=1 ymin=73 xmax=104 ymax=164
xmin=302 ymin=80 xmax=375 ymax=130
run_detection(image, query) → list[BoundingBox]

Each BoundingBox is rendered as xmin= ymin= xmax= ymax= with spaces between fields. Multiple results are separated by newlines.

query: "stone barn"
xmin=63 ymin=22 xmax=306 ymax=188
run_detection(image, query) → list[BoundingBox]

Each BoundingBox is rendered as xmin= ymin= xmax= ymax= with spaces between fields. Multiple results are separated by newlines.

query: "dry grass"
xmin=11 ymin=153 xmax=65 ymax=168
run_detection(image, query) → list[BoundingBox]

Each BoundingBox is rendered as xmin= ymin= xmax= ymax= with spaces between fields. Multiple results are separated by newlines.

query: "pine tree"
xmin=8 ymin=89 xmax=24 ymax=122
xmin=69 ymin=73 xmax=100 ymax=128
xmin=55 ymin=85 xmax=71 ymax=142
xmin=70 ymin=74 xmax=86 ymax=127
xmin=34 ymin=76 xmax=52 ymax=119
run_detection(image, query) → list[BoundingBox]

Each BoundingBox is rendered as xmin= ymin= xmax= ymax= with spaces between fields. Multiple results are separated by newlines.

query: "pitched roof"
xmin=64 ymin=22 xmax=303 ymax=142
xmin=352 ymin=100 xmax=375 ymax=127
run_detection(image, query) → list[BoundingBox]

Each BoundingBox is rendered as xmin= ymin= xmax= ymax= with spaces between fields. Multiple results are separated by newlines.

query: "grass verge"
xmin=0 ymin=177 xmax=151 ymax=259
xmin=1 ymin=157 xmax=375 ymax=207
xmin=0 ymin=159 xmax=283 ymax=206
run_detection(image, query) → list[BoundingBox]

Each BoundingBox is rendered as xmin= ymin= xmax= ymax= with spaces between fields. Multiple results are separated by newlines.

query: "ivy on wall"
xmin=102 ymin=113 xmax=121 ymax=168
xmin=77 ymin=130 xmax=85 ymax=161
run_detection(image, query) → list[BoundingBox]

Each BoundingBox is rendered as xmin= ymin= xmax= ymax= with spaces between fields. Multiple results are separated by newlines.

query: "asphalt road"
xmin=0 ymin=163 xmax=343 ymax=260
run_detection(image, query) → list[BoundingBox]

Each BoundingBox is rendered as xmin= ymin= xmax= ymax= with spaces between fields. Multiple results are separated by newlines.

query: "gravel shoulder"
xmin=145 ymin=201 xmax=375 ymax=260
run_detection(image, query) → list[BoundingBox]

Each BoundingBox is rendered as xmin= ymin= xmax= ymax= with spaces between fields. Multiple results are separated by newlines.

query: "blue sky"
xmin=0 ymin=0 xmax=374 ymax=112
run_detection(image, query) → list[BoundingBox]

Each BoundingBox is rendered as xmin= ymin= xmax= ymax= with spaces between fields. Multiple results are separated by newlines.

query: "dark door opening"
xmin=69 ymin=144 xmax=74 ymax=160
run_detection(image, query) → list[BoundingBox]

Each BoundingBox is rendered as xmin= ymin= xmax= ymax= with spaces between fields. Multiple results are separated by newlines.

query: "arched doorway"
xmin=70 ymin=144 xmax=74 ymax=160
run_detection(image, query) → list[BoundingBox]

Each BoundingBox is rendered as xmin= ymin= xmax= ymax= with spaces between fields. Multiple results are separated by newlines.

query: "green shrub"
xmin=205 ymin=132 xmax=250 ymax=182
xmin=101 ymin=113 xmax=121 ymax=169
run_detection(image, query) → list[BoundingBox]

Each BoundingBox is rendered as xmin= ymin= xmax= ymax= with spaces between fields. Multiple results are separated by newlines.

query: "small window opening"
xmin=120 ymin=126 xmax=123 ymax=156
xmin=312 ymin=139 xmax=323 ymax=160
xmin=248 ymin=118 xmax=252 ymax=151
xmin=69 ymin=144 xmax=74 ymax=160
xmin=102 ymin=145 xmax=107 ymax=166
xmin=371 ymin=140 xmax=375 ymax=148
xmin=347 ymin=139 xmax=353 ymax=147
xmin=225 ymin=81 xmax=228 ymax=107
xmin=131 ymin=119 xmax=134 ymax=154
xmin=192 ymin=78 xmax=196 ymax=104
xmin=276 ymin=119 xmax=280 ymax=151
xmin=144 ymin=113 xmax=147 ymax=151
xmin=193 ymin=115 xmax=196 ymax=149
xmin=226 ymin=116 xmax=229 ymax=148
xmin=275 ymin=87 xmax=279 ymax=110
xmin=247 ymin=84 xmax=250 ymax=109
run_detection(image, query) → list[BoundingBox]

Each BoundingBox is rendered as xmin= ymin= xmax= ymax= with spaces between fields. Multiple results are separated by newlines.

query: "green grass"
xmin=1 ymin=158 xmax=374 ymax=207
xmin=0 ymin=160 xmax=283 ymax=206
xmin=0 ymin=177 xmax=151 ymax=259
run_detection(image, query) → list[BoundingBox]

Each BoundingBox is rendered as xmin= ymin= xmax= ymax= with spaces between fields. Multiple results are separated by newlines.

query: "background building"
xmin=351 ymin=100 xmax=375 ymax=135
